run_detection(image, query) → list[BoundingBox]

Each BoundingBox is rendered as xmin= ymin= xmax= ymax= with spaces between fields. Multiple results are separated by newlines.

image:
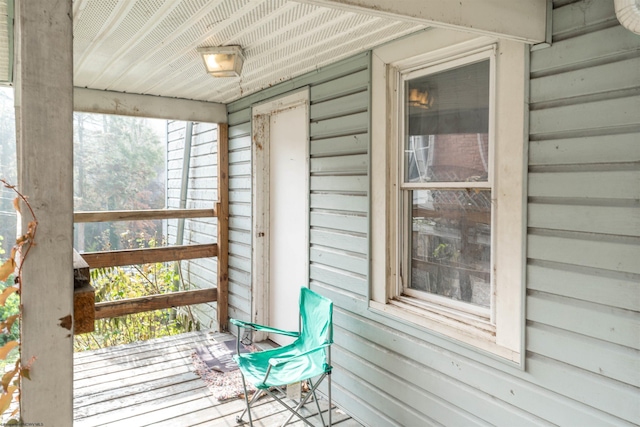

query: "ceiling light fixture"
xmin=197 ymin=46 xmax=245 ymax=77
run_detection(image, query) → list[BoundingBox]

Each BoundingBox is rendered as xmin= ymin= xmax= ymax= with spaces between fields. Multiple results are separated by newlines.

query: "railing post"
xmin=217 ymin=123 xmax=230 ymax=331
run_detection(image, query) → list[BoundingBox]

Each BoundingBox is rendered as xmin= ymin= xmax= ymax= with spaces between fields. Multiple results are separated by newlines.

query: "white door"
xmin=254 ymin=94 xmax=309 ymax=346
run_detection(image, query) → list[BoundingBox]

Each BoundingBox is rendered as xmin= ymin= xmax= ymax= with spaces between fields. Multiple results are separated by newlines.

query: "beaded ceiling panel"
xmin=73 ymin=0 xmax=424 ymax=103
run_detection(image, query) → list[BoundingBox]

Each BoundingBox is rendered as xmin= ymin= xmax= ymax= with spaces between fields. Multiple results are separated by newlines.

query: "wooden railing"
xmin=73 ymin=207 xmax=217 ymax=223
xmin=81 ymin=243 xmax=218 ymax=269
xmin=93 ymin=288 xmax=218 ymax=320
xmin=73 ymin=124 xmax=230 ymax=331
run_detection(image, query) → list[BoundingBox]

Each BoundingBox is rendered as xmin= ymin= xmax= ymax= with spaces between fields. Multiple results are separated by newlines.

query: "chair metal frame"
xmin=230 ymin=287 xmax=333 ymax=426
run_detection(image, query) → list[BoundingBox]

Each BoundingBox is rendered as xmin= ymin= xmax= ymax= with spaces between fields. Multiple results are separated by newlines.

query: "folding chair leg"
xmin=265 ymin=389 xmax=315 ymax=427
xmin=280 ymin=374 xmax=328 ymax=427
xmin=237 ymin=375 xmax=259 ymax=426
xmin=328 ymin=371 xmax=332 ymax=427
xmin=307 ymin=379 xmax=326 ymax=427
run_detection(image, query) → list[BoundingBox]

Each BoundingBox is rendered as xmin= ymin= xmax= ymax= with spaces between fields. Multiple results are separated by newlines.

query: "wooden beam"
xmin=81 ymin=244 xmax=217 ymax=269
xmin=74 ymin=208 xmax=216 ymax=223
xmin=73 ymin=87 xmax=227 ymax=123
xmin=217 ymin=123 xmax=230 ymax=331
xmin=95 ymin=288 xmax=218 ymax=319
xmin=300 ymin=0 xmax=548 ymax=43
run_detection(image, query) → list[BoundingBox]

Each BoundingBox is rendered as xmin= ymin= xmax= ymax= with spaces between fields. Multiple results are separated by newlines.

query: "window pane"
xmin=409 ymin=189 xmax=491 ymax=308
xmin=404 ymin=60 xmax=490 ymax=183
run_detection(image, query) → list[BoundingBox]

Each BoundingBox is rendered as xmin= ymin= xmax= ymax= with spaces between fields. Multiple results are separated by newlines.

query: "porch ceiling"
xmin=72 ymin=0 xmax=425 ymax=105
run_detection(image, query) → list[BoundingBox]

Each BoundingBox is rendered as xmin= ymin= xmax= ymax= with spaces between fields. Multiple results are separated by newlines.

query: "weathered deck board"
xmin=73 ymin=331 xmax=361 ymax=427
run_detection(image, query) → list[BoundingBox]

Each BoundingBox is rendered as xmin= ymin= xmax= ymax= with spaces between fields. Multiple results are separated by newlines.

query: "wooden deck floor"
xmin=74 ymin=330 xmax=361 ymax=426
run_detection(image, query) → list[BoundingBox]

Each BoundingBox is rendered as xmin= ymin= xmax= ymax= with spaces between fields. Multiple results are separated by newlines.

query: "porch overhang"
xmin=299 ymin=0 xmax=549 ymax=44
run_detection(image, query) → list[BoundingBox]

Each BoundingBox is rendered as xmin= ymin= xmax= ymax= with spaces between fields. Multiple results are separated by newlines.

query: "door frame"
xmin=251 ymin=88 xmax=310 ymax=341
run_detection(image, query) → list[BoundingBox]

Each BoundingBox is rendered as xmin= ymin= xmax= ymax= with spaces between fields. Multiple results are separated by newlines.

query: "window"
xmin=400 ymin=51 xmax=493 ymax=321
xmin=370 ymin=30 xmax=527 ymax=364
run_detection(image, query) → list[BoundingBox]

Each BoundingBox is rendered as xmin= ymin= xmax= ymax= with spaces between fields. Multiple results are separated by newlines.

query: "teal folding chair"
xmin=230 ymin=287 xmax=333 ymax=426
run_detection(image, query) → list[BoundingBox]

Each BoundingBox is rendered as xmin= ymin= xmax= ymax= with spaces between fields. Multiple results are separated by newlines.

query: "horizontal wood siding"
xmin=224 ymin=103 xmax=252 ymax=323
xmin=226 ymin=4 xmax=640 ymax=424
xmin=522 ymin=1 xmax=640 ymax=424
xmin=320 ymin=285 xmax=638 ymax=426
xmin=307 ymin=52 xmax=369 ymax=308
xmin=226 ymin=52 xmax=371 ymax=326
xmin=166 ymin=121 xmax=218 ymax=329
xmin=333 ymin=6 xmax=640 ymax=425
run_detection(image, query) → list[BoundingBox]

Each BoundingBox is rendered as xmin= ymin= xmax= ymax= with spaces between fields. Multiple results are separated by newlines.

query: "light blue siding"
xmin=224 ymin=1 xmax=640 ymax=424
xmin=166 ymin=121 xmax=219 ymax=329
xmin=226 ymin=52 xmax=372 ymax=323
xmin=524 ymin=0 xmax=639 ymax=425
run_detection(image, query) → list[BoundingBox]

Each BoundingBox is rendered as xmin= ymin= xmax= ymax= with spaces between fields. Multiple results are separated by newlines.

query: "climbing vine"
xmin=0 ymin=179 xmax=37 ymax=421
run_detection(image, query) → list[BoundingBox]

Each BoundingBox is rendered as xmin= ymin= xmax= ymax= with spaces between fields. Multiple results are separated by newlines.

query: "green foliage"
xmin=0 ymin=269 xmax=19 ymax=372
xmin=75 ymin=259 xmax=199 ymax=352
xmin=0 ymin=179 xmax=38 ymax=422
xmin=74 ymin=113 xmax=165 ymax=211
xmin=0 ymin=280 xmax=19 ymax=350
xmin=70 ymin=113 xmax=195 ymax=352
xmin=75 ymin=235 xmax=199 ymax=352
xmin=73 ymin=113 xmax=166 ymax=252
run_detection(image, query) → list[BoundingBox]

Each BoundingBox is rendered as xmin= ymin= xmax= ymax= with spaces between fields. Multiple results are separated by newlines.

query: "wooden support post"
xmin=217 ymin=123 xmax=229 ymax=331
xmin=14 ymin=0 xmax=74 ymax=424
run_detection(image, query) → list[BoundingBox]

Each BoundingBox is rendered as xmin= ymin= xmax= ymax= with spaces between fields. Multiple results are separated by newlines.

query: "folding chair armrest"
xmin=230 ymin=318 xmax=299 ymax=337
xmin=268 ymin=343 xmax=332 ymax=368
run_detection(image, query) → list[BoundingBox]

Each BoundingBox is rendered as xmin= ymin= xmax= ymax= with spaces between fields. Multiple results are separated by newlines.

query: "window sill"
xmin=369 ymin=299 xmax=520 ymax=363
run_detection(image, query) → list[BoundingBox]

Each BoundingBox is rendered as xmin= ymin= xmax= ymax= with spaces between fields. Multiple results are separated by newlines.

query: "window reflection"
xmin=410 ymin=189 xmax=491 ymax=308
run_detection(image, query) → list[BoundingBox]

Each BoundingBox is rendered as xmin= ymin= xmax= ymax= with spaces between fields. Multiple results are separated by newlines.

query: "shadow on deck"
xmin=73 ymin=330 xmax=361 ymax=426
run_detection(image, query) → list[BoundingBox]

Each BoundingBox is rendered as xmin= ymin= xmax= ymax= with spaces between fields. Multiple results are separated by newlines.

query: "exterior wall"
xmin=225 ymin=1 xmax=639 ymax=424
xmin=166 ymin=120 xmax=219 ymax=328
xmin=226 ymin=53 xmax=370 ymax=324
xmin=523 ymin=1 xmax=640 ymax=424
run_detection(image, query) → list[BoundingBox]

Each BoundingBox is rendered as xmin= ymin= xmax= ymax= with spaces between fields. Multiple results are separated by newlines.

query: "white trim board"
xmin=369 ymin=30 xmax=528 ymax=366
xmin=251 ymin=88 xmax=311 ymax=341
xmin=299 ymin=0 xmax=548 ymax=43
xmin=74 ymin=87 xmax=227 ymax=123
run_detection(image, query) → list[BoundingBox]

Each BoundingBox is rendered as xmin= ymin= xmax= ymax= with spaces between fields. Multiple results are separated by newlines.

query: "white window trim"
xmin=370 ymin=29 xmax=528 ymax=364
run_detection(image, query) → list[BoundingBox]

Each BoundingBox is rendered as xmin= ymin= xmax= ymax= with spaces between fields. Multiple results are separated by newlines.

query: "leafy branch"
xmin=0 ymin=179 xmax=38 ymax=420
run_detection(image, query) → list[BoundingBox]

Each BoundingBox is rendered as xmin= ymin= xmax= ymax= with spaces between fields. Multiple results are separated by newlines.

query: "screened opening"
xmin=401 ymin=58 xmax=493 ymax=315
